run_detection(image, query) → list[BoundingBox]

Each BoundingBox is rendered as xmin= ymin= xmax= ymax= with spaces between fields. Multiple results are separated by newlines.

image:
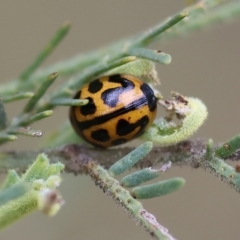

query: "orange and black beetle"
xmin=69 ymin=74 xmax=157 ymax=148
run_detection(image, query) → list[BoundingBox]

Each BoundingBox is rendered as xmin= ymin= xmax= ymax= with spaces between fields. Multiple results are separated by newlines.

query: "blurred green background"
xmin=0 ymin=1 xmax=240 ymax=239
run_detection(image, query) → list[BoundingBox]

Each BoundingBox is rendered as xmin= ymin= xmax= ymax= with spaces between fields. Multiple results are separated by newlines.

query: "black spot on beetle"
xmin=140 ymin=83 xmax=157 ymax=111
xmin=116 ymin=115 xmax=149 ymax=136
xmin=88 ymin=79 xmax=103 ymax=93
xmin=108 ymin=75 xmax=134 ymax=88
xmin=80 ymin=97 xmax=96 ymax=116
xmin=91 ymin=129 xmax=110 ymax=142
xmin=101 ymin=75 xmax=135 ymax=107
xmin=111 ymin=138 xmax=127 ymax=146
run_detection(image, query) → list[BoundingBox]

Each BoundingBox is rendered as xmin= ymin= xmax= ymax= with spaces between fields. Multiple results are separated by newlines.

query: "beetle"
xmin=69 ymin=74 xmax=157 ymax=148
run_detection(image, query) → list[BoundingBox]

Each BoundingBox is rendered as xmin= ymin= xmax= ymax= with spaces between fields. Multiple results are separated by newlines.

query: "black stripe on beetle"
xmin=75 ymin=96 xmax=148 ymax=130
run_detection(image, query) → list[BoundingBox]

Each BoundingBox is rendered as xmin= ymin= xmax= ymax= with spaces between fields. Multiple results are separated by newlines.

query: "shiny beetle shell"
xmin=69 ymin=74 xmax=157 ymax=148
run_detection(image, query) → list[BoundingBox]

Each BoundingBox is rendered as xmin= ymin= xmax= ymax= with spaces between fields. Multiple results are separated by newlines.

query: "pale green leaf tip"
xmin=131 ymin=177 xmax=185 ymax=199
xmin=121 ymin=167 xmax=160 ymax=188
xmin=158 ymin=52 xmax=172 ymax=65
xmin=48 ymin=72 xmax=58 ymax=80
xmin=43 ymin=110 xmax=53 ymax=116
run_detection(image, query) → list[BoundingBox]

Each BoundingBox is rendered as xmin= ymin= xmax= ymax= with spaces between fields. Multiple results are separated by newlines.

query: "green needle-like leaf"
xmin=109 ymin=141 xmax=153 ymax=177
xmin=23 ymin=73 xmax=58 ymax=113
xmin=20 ymin=22 xmax=70 ymax=81
xmin=22 ymin=110 xmax=53 ymax=126
xmin=133 ymin=11 xmax=188 ymax=47
xmin=121 ymin=168 xmax=161 ymax=188
xmin=51 ymin=98 xmax=89 ymax=106
xmin=2 ymin=92 xmax=34 ymax=103
xmin=131 ymin=178 xmax=185 ymax=199
xmin=126 ymin=48 xmax=171 ymax=65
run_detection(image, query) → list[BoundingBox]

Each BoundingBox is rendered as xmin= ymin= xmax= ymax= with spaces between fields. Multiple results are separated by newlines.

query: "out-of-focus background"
xmin=0 ymin=1 xmax=240 ymax=239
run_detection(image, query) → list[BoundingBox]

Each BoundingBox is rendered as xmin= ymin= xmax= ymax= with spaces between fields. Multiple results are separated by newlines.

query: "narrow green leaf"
xmin=131 ymin=178 xmax=185 ymax=199
xmin=22 ymin=110 xmax=53 ymax=126
xmin=2 ymin=92 xmax=34 ymax=103
xmin=109 ymin=141 xmax=153 ymax=177
xmin=126 ymin=48 xmax=171 ymax=65
xmin=133 ymin=11 xmax=188 ymax=46
xmin=51 ymin=98 xmax=89 ymax=106
xmin=23 ymin=73 xmax=58 ymax=113
xmin=121 ymin=161 xmax=172 ymax=188
xmin=20 ymin=22 xmax=70 ymax=81
xmin=121 ymin=168 xmax=160 ymax=188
